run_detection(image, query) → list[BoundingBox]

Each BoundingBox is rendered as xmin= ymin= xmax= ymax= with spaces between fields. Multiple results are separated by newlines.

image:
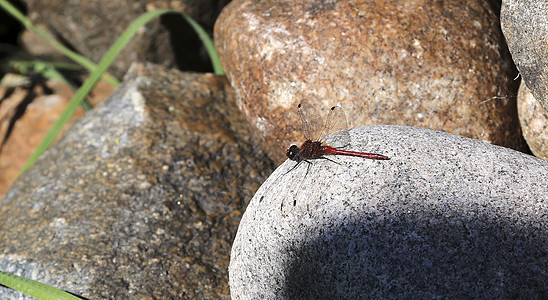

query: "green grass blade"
xmin=182 ymin=14 xmax=225 ymax=75
xmin=19 ymin=9 xmax=173 ymax=175
xmin=0 ymin=271 xmax=82 ymax=300
xmin=43 ymin=65 xmax=94 ymax=111
xmin=0 ymin=0 xmax=119 ymax=87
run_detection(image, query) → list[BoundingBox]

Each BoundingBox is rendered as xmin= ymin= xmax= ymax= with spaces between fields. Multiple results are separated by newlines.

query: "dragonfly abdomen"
xmin=322 ymin=145 xmax=390 ymax=160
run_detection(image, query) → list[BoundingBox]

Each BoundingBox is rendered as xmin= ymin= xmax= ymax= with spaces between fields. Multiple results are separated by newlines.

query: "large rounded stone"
xmin=229 ymin=125 xmax=548 ymax=299
xmin=215 ymin=0 xmax=523 ymax=163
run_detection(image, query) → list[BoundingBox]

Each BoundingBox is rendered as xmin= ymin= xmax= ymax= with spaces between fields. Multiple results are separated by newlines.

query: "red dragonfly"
xmin=259 ymin=101 xmax=388 ymax=207
xmin=285 ymin=101 xmax=389 ymax=163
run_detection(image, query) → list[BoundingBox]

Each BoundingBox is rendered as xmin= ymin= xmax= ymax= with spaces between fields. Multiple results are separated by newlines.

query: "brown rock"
xmin=215 ymin=0 xmax=524 ymax=163
xmin=0 ymin=79 xmax=113 ymax=199
xmin=518 ymin=83 xmax=548 ymax=160
xmin=0 ymin=81 xmax=82 ymax=198
xmin=0 ymin=80 xmax=27 ymax=142
xmin=20 ymin=26 xmax=61 ymax=56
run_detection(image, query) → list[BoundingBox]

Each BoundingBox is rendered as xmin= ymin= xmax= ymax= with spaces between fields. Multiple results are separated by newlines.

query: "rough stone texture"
xmin=215 ymin=0 xmax=524 ymax=163
xmin=518 ymin=82 xmax=548 ymax=160
xmin=22 ymin=0 xmax=230 ymax=78
xmin=230 ymin=125 xmax=548 ymax=299
xmin=0 ymin=63 xmax=273 ymax=298
xmin=501 ymin=0 xmax=548 ymax=111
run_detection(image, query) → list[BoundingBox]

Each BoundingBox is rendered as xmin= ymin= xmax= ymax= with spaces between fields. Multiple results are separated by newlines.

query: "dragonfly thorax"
xmin=286 ymin=140 xmax=326 ymax=162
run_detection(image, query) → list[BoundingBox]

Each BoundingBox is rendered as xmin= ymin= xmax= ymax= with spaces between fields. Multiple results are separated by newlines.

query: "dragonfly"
xmin=285 ymin=101 xmax=389 ymax=163
xmin=259 ymin=100 xmax=389 ymax=208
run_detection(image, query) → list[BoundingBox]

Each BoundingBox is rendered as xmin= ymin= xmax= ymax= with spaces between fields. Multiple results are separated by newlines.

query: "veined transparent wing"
xmin=297 ymin=100 xmax=324 ymax=141
xmin=319 ymin=105 xmax=350 ymax=149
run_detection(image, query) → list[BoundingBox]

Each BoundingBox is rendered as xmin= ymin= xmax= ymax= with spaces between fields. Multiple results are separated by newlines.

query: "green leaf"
xmin=0 ymin=271 xmax=82 ymax=300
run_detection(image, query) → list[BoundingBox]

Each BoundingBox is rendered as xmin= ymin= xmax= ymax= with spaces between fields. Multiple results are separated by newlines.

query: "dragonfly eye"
xmin=286 ymin=145 xmax=299 ymax=160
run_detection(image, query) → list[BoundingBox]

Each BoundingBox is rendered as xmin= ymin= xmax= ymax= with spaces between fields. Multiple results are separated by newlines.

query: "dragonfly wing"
xmin=323 ymin=128 xmax=351 ymax=149
xmin=320 ymin=106 xmax=348 ymax=137
xmin=319 ymin=105 xmax=350 ymax=148
xmin=297 ymin=100 xmax=324 ymax=141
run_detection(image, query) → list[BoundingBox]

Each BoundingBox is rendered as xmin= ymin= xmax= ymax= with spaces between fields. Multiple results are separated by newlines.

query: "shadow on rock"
xmin=283 ymin=211 xmax=547 ymax=299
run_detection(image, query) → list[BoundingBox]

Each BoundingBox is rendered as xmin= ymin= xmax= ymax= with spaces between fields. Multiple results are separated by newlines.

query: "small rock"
xmin=230 ymin=125 xmax=548 ymax=299
xmin=0 ymin=82 xmax=83 ymax=198
xmin=517 ymin=82 xmax=548 ymax=160
xmin=215 ymin=0 xmax=524 ymax=163
xmin=20 ymin=26 xmax=62 ymax=56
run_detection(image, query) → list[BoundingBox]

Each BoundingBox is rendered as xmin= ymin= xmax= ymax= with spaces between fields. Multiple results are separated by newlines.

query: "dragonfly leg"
xmin=317 ymin=156 xmax=341 ymax=165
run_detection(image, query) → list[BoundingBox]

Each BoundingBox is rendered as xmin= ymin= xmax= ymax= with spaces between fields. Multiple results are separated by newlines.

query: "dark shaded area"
xmin=488 ymin=0 xmax=501 ymax=18
xmin=161 ymin=13 xmax=213 ymax=73
xmin=160 ymin=0 xmax=231 ymax=73
xmin=0 ymin=0 xmax=26 ymax=77
xmin=0 ymin=0 xmax=26 ymax=52
xmin=282 ymin=212 xmax=547 ymax=299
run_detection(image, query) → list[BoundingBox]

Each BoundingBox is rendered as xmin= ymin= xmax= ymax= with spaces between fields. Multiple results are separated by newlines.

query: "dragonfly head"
xmin=286 ymin=145 xmax=300 ymax=161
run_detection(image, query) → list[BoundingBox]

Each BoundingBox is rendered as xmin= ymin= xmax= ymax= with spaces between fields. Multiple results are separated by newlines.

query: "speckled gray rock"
xmin=501 ymin=0 xmax=548 ymax=111
xmin=230 ymin=125 xmax=548 ymax=299
xmin=0 ymin=63 xmax=273 ymax=299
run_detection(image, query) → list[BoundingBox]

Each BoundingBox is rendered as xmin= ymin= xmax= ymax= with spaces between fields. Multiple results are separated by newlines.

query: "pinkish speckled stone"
xmin=215 ymin=0 xmax=525 ymax=163
xmin=518 ymin=83 xmax=548 ymax=160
